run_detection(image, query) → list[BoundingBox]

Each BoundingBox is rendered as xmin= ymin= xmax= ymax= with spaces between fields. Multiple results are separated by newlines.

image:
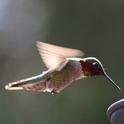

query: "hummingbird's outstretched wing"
xmin=36 ymin=41 xmax=84 ymax=71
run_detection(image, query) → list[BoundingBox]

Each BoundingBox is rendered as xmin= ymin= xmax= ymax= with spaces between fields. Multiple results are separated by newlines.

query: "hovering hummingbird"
xmin=5 ymin=41 xmax=120 ymax=94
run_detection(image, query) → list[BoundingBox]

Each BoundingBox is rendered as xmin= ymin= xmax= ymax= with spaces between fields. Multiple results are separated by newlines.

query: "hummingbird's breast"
xmin=46 ymin=60 xmax=83 ymax=93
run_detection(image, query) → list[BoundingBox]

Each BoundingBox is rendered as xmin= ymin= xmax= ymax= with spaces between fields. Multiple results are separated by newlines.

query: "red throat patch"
xmin=79 ymin=61 xmax=93 ymax=76
xmin=79 ymin=60 xmax=103 ymax=76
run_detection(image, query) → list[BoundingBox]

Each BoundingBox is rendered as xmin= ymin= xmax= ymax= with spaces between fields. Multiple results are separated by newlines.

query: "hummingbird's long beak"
xmin=104 ymin=72 xmax=121 ymax=90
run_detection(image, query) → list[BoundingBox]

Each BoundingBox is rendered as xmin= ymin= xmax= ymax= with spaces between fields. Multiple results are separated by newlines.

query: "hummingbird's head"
xmin=80 ymin=57 xmax=105 ymax=76
xmin=80 ymin=57 xmax=120 ymax=90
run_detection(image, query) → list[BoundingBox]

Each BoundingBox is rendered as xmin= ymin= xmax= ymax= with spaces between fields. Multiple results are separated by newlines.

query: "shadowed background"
xmin=0 ymin=0 xmax=124 ymax=124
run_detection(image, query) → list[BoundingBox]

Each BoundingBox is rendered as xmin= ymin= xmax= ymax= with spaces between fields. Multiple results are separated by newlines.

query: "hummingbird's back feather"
xmin=36 ymin=41 xmax=84 ymax=70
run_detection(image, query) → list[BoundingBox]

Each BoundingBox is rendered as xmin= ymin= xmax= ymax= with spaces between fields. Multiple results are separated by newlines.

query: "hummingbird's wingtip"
xmin=36 ymin=41 xmax=41 ymax=44
xmin=36 ymin=41 xmax=45 ymax=47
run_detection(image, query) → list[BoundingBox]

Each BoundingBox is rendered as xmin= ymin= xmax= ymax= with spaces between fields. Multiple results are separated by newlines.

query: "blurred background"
xmin=0 ymin=0 xmax=124 ymax=124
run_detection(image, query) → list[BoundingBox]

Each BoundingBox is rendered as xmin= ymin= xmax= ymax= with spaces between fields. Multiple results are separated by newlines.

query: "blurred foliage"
xmin=0 ymin=0 xmax=124 ymax=124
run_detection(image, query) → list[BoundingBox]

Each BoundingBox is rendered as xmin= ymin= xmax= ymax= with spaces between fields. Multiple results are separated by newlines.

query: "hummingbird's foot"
xmin=51 ymin=90 xmax=59 ymax=95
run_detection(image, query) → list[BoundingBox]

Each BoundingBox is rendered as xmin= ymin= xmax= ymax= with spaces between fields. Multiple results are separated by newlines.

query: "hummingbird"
xmin=5 ymin=41 xmax=120 ymax=94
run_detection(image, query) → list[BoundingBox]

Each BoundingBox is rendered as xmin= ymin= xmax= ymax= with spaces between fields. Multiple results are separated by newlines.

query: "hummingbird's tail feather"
xmin=5 ymin=80 xmax=46 ymax=92
xmin=5 ymin=70 xmax=50 ymax=92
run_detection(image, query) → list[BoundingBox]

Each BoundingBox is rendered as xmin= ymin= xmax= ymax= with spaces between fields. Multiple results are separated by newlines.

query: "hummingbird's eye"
xmin=93 ymin=62 xmax=97 ymax=65
xmin=93 ymin=62 xmax=99 ymax=68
